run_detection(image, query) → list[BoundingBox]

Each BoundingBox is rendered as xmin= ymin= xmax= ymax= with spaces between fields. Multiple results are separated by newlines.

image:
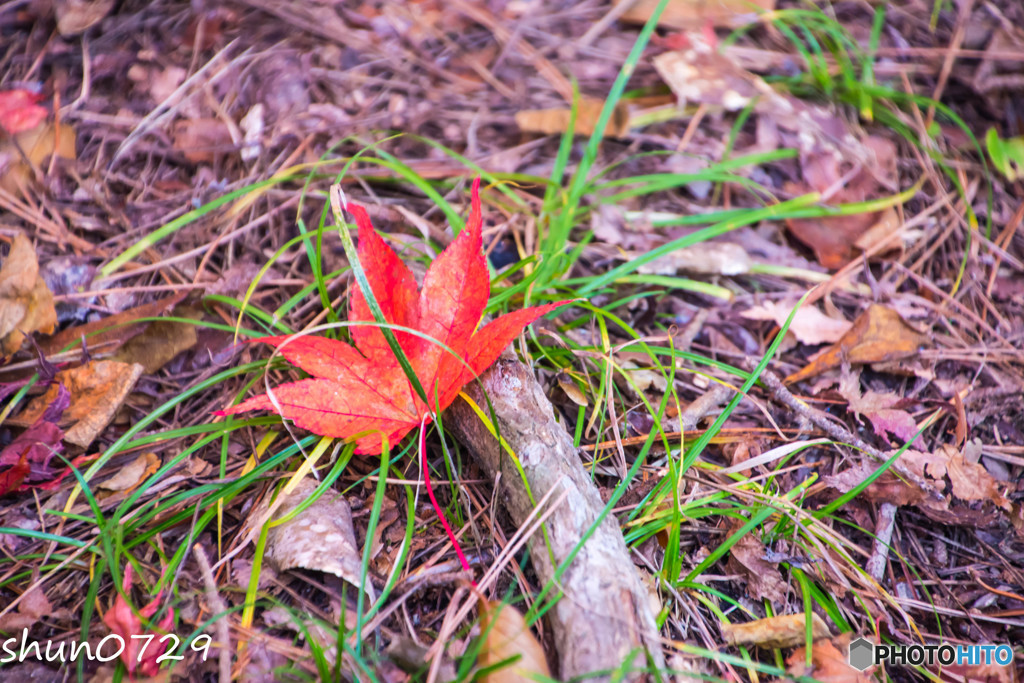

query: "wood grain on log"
xmin=446 ymin=358 xmax=665 ymax=681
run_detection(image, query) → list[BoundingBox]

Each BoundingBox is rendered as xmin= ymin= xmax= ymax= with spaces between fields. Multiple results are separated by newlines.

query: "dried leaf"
xmin=741 ymin=300 xmax=850 ymax=346
xmin=838 ymin=366 xmax=922 ymax=447
xmin=934 ymin=444 xmax=1011 ymax=510
xmin=853 ymin=207 xmax=902 ymax=254
xmin=636 ymin=242 xmax=751 ymax=276
xmin=0 ymin=90 xmax=47 ymax=134
xmin=41 ymin=293 xmax=187 ymax=357
xmin=98 ymin=452 xmax=161 ymax=496
xmin=725 ymin=522 xmax=787 ymax=604
xmin=219 ymin=179 xmax=573 ymax=453
xmin=0 ymin=585 xmax=54 ymax=632
xmin=557 ymin=373 xmax=588 ymax=407
xmin=478 ymin=600 xmax=550 ymax=682
xmin=263 ymin=477 xmax=370 ymax=599
xmin=14 ymin=360 xmax=144 ymax=448
xmin=516 ymin=97 xmax=630 ymax=138
xmin=784 ymin=136 xmax=897 ymax=268
xmin=0 ymin=234 xmax=57 ymax=355
xmin=823 ymin=463 xmax=929 ymax=508
xmin=787 ymin=638 xmax=873 ymax=683
xmin=786 ymin=305 xmax=928 ymax=384
xmin=654 ymin=40 xmax=900 ymax=270
xmin=617 ymin=0 xmax=774 ymax=29
xmin=0 ymin=122 xmax=77 ymax=195
xmin=55 ymin=0 xmax=115 ymax=35
xmin=617 ymin=360 xmax=669 ymax=395
xmin=111 ymin=307 xmax=199 ymax=373
xmin=172 ymin=118 xmax=234 ymax=163
xmin=0 ymin=386 xmax=95 ymax=495
xmin=654 ymin=47 xmax=771 ymax=112
xmin=721 ymin=613 xmax=831 ymax=649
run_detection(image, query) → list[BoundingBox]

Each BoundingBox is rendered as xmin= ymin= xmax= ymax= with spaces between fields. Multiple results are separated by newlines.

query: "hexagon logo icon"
xmin=848 ymin=638 xmax=875 ymax=671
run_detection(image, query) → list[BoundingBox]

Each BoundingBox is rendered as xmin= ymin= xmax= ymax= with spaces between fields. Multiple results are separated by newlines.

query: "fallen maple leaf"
xmin=102 ymin=564 xmax=174 ymax=678
xmin=218 ymin=179 xmax=572 ymax=453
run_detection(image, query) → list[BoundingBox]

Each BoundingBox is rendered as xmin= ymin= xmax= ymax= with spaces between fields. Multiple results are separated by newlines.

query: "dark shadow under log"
xmin=446 ymin=358 xmax=665 ymax=681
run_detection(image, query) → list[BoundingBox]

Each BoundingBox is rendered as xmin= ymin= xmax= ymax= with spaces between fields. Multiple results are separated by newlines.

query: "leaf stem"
xmin=420 ymin=415 xmax=475 ymax=584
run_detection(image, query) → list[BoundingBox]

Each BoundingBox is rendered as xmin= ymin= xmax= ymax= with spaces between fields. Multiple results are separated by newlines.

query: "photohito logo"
xmin=848 ymin=638 xmax=1014 ymax=671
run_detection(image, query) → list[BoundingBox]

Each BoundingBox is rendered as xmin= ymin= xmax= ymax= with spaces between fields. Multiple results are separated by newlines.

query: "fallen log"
xmin=446 ymin=358 xmax=665 ymax=681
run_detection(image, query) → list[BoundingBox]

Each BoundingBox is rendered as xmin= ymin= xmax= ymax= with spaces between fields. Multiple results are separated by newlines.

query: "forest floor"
xmin=0 ymin=0 xmax=1023 ymax=681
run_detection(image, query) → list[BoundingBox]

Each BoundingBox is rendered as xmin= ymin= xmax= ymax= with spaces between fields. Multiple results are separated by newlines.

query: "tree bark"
xmin=446 ymin=358 xmax=665 ymax=681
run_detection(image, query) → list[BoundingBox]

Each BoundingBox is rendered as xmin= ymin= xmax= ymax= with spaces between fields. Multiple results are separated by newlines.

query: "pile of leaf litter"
xmin=1 ymin=0 xmax=1023 ymax=681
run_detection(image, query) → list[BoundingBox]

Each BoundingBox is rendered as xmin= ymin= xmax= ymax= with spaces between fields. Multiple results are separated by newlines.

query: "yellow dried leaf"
xmin=557 ymin=373 xmax=588 ymax=407
xmin=0 ymin=122 xmax=77 ymax=195
xmin=516 ymin=97 xmax=630 ymax=138
xmin=478 ymin=600 xmax=550 ymax=683
xmin=0 ymin=234 xmax=57 ymax=354
xmin=617 ymin=0 xmax=775 ymax=29
xmin=721 ymin=613 xmax=831 ymax=649
xmin=786 ymin=305 xmax=928 ymax=384
xmin=55 ymin=0 xmax=115 ymax=36
xmin=14 ymin=360 xmax=144 ymax=448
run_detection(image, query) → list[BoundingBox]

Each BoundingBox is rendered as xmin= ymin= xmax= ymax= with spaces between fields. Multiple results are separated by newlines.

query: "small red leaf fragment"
xmin=102 ymin=564 xmax=175 ymax=678
xmin=0 ymin=89 xmax=47 ymax=134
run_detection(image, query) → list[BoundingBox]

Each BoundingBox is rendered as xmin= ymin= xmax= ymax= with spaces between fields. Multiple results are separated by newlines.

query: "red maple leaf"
xmin=0 ymin=89 xmax=47 ymax=135
xmin=102 ymin=564 xmax=174 ymax=678
xmin=218 ymin=179 xmax=572 ymax=453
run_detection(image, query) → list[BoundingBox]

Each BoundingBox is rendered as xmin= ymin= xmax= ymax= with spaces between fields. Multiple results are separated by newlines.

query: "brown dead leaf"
xmin=618 ymin=0 xmax=774 ymax=29
xmin=839 ymin=366 xmax=922 ymax=447
xmin=741 ymin=300 xmax=850 ymax=346
xmin=787 ymin=638 xmax=873 ymax=683
xmin=98 ymin=453 xmax=161 ymax=498
xmin=172 ymin=118 xmax=234 ymax=163
xmin=721 ymin=613 xmax=831 ymax=649
xmin=936 ymin=444 xmax=1011 ymax=510
xmin=853 ymin=206 xmax=902 ymax=255
xmin=41 ymin=292 xmax=187 ymax=357
xmin=515 ymin=97 xmax=630 ymax=138
xmin=786 ymin=304 xmax=928 ymax=384
xmin=823 ymin=463 xmax=930 ymax=508
xmin=478 ymin=600 xmax=550 ymax=683
xmin=785 ymin=136 xmax=898 ymax=269
xmin=263 ymin=477 xmax=370 ymax=599
xmin=111 ymin=306 xmax=199 ymax=373
xmin=0 ymin=122 xmax=77 ymax=195
xmin=55 ymin=0 xmax=115 ymax=35
xmin=0 ymin=234 xmax=57 ymax=355
xmin=0 ymin=585 xmax=53 ymax=632
xmin=14 ymin=360 xmax=144 ymax=448
xmin=725 ymin=521 xmax=787 ymax=604
xmin=557 ymin=373 xmax=588 ymax=407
